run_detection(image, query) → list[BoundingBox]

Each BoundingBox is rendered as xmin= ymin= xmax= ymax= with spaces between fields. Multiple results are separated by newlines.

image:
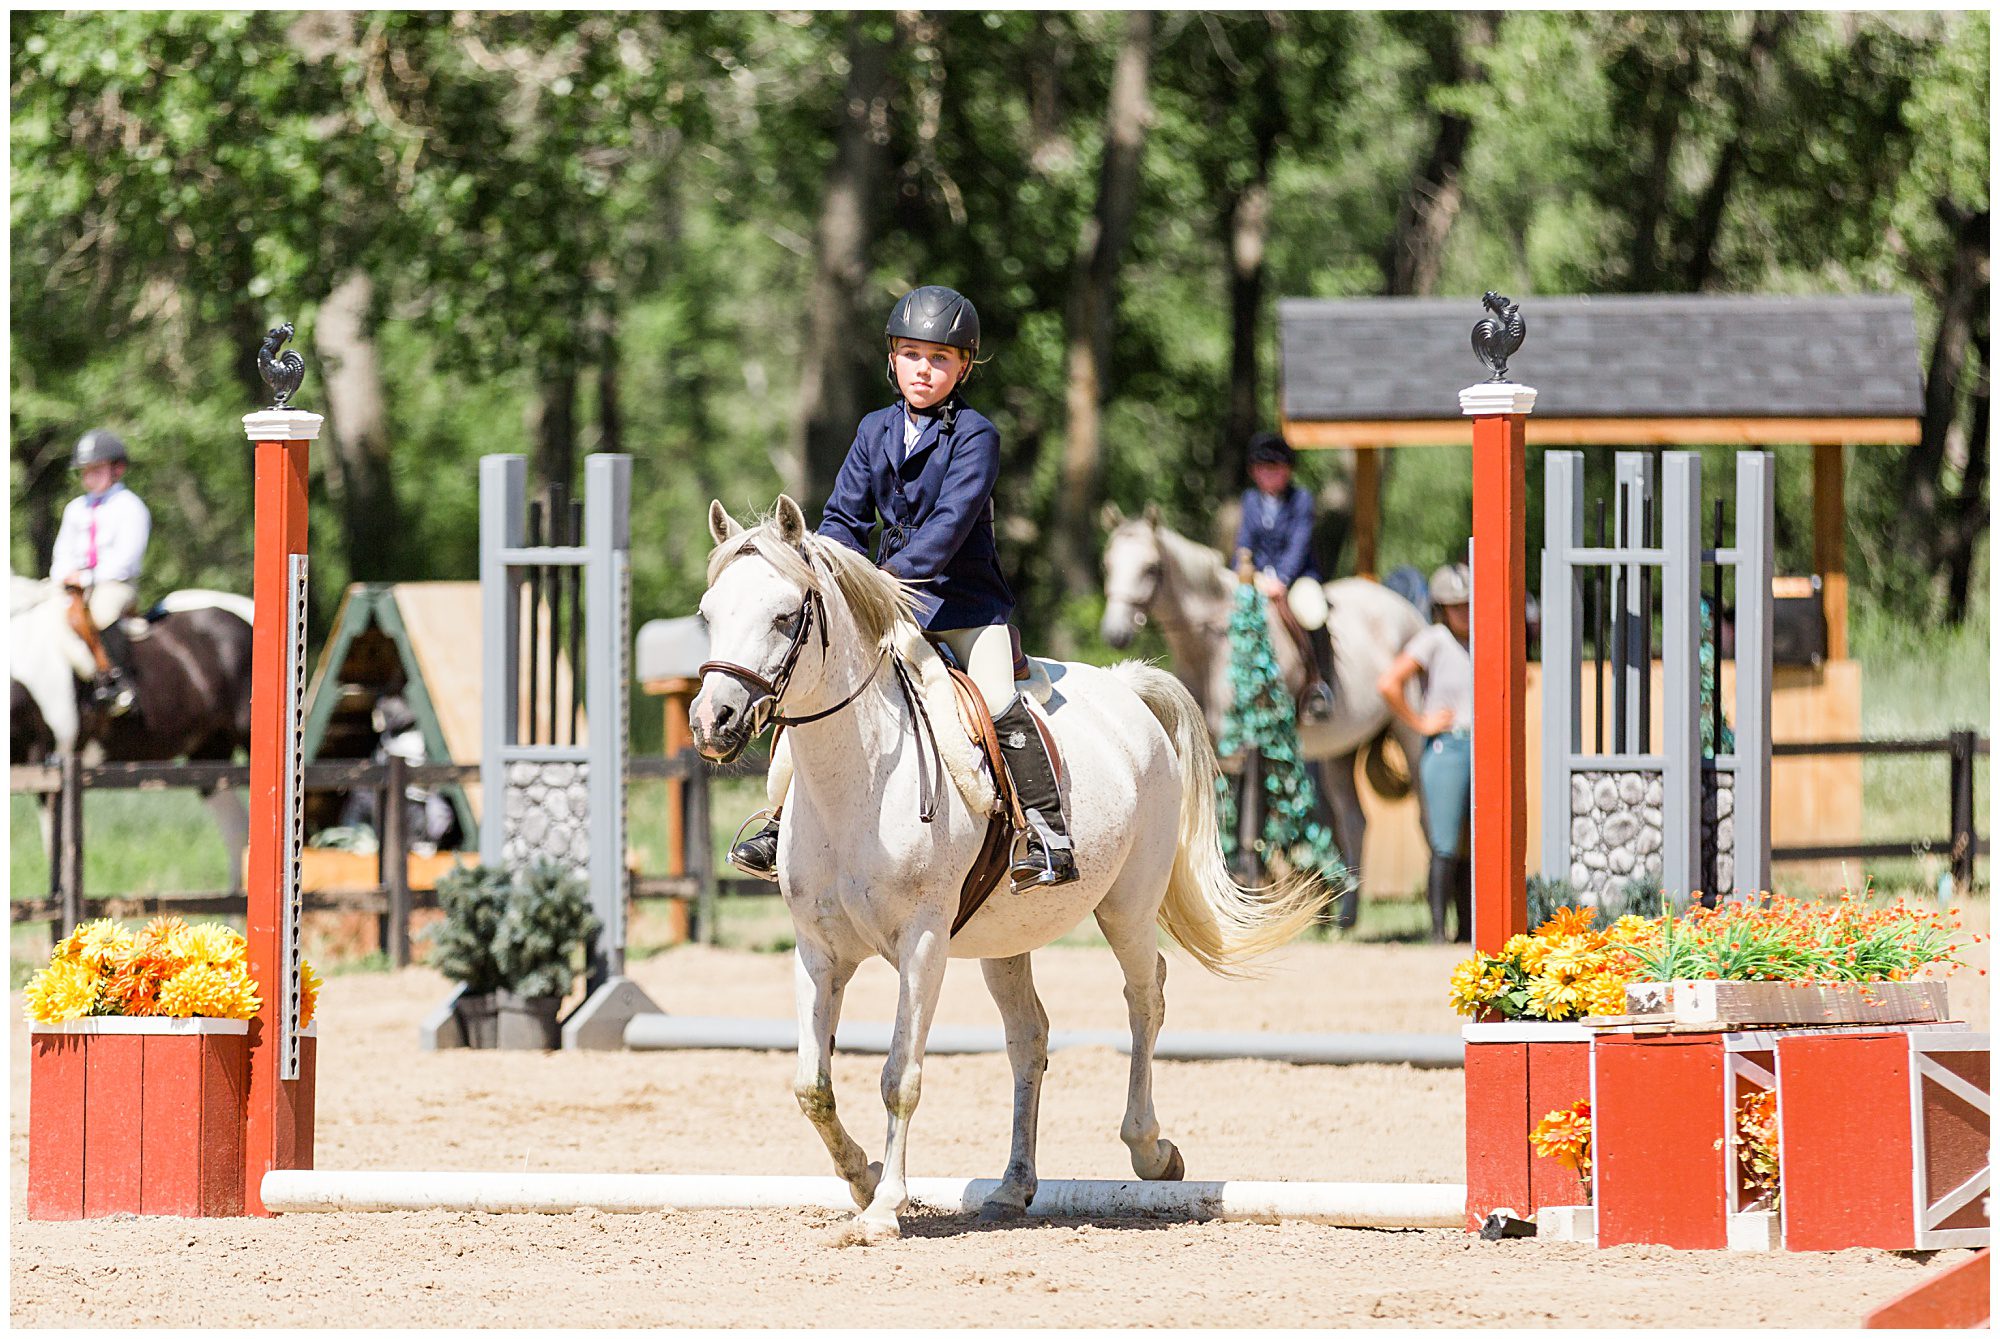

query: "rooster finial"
xmin=1470 ymin=292 xmax=1527 ymax=383
xmin=258 ymin=321 xmax=306 ymax=410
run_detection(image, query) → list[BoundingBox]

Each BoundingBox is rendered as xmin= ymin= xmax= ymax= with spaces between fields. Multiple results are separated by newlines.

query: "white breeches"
xmin=936 ymin=624 xmax=1016 ymax=716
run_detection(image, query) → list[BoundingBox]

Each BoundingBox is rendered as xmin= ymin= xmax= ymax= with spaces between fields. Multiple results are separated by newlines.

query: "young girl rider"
xmin=728 ymin=284 xmax=1077 ymax=890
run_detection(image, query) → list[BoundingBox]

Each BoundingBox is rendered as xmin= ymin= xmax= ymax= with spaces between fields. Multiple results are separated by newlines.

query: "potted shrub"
xmin=491 ymin=860 xmax=600 ymax=1050
xmin=426 ymin=860 xmax=599 ymax=1051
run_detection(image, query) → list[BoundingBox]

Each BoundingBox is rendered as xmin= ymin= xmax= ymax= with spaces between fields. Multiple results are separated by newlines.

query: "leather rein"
xmin=695 ymin=574 xmax=946 ymax=822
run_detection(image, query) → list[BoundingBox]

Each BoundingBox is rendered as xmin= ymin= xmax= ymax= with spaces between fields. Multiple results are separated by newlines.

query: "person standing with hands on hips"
xmin=1376 ymin=562 xmax=1474 ymax=943
xmin=48 ymin=428 xmax=151 ymax=717
xmin=728 ymin=285 xmax=1077 ymax=890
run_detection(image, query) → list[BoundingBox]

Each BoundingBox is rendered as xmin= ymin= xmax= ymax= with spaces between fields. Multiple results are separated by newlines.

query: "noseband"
xmin=697 ymin=586 xmax=886 ymax=733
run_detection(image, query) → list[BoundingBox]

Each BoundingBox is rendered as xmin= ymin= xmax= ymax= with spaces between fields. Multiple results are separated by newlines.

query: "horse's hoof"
xmin=851 ymin=1209 xmax=904 ymax=1243
xmin=976 ymin=1194 xmax=1030 ymax=1223
xmin=847 ymin=1161 xmax=884 ymax=1210
xmin=1157 ymin=1144 xmax=1185 ymax=1182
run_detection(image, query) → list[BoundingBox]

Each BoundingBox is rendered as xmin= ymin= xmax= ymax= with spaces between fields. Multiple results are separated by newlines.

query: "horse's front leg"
xmin=975 ymin=952 xmax=1049 ymax=1221
xmin=791 ymin=944 xmax=878 ymax=1207
xmin=856 ymin=919 xmax=950 ymax=1240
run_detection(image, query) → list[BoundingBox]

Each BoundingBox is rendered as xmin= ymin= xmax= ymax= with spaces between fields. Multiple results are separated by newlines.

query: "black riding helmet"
xmin=1246 ymin=431 xmax=1294 ymax=467
xmin=71 ymin=428 xmax=129 ymax=470
xmin=885 ymin=285 xmax=980 ymax=396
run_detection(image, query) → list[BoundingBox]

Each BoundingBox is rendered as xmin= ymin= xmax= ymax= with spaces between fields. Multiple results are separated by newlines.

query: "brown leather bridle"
xmin=696 ymin=567 xmax=944 ymax=822
xmin=697 ymin=585 xmax=888 ymax=735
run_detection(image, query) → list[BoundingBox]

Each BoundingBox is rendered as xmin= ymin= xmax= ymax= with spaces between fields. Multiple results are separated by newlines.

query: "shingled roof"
xmin=1279 ymin=294 xmax=1923 ymax=423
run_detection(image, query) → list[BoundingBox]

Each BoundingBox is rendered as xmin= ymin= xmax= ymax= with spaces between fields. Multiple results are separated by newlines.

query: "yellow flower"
xmin=56 ymin=918 xmax=130 ymax=969
xmin=157 ymin=963 xmax=261 ymax=1020
xmin=24 ymin=958 xmax=103 ymax=1024
xmin=1526 ymin=974 xmax=1584 ymax=1020
xmin=169 ymin=922 xmax=247 ymax=968
xmin=1580 ymin=972 xmax=1634 ymax=1018
xmin=300 ymin=960 xmax=322 ymax=1030
xmin=1539 ymin=937 xmax=1598 ymax=979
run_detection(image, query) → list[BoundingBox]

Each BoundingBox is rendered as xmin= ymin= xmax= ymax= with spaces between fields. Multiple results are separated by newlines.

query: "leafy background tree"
xmin=11 ymin=10 xmax=1987 ymax=755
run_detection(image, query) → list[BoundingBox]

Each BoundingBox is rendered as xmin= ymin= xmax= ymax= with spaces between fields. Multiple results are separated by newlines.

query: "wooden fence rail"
xmin=9 ymin=750 xmax=764 ymax=961
xmin=11 ymin=734 xmax=1985 ymax=959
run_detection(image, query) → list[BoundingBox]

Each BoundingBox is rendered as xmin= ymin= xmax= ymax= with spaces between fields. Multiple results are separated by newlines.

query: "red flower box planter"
xmin=29 ymin=1018 xmax=318 ymax=1220
xmin=1463 ymin=1022 xmax=1592 ymax=1229
xmin=1776 ymin=1028 xmax=1989 ymax=1252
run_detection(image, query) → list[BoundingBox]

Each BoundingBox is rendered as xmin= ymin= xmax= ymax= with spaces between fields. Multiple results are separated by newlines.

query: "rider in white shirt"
xmin=48 ymin=429 xmax=150 ymax=714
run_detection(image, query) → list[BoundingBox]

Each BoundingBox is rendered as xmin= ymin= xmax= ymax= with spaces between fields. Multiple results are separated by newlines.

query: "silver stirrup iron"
xmin=726 ymin=808 xmax=781 ymax=883
xmin=1010 ymin=807 xmax=1074 ymax=888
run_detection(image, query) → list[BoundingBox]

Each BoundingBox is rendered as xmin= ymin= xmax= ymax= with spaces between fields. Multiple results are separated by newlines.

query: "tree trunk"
xmin=1627 ymin=27 xmax=1690 ymax=292
xmin=1907 ymin=204 xmax=1989 ymax=623
xmin=1050 ymin=11 xmax=1153 ymax=639
xmin=1682 ymin=14 xmax=1787 ymax=291
xmin=1382 ymin=13 xmax=1496 ymax=297
xmin=792 ymin=14 xmax=899 ymax=512
xmin=1222 ymin=19 xmax=1285 ymax=485
xmin=1941 ymin=334 xmax=1988 ymax=622
xmin=594 ymin=307 xmax=623 ymax=458
xmin=314 ymin=269 xmax=403 ymax=581
xmin=13 ymin=428 xmax=66 ymax=577
xmin=529 ymin=362 xmax=579 ymax=501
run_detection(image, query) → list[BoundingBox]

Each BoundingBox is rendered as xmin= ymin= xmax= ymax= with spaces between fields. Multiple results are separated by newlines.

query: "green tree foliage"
xmin=11 ymin=11 xmax=1989 ymax=724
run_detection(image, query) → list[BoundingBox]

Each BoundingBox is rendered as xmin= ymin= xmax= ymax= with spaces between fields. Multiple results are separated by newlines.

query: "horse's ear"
xmin=708 ymin=500 xmax=743 ymax=546
xmin=1142 ymin=501 xmax=1161 ymax=527
xmin=1100 ymin=501 xmax=1125 ymax=530
xmin=773 ymin=494 xmax=808 ymax=547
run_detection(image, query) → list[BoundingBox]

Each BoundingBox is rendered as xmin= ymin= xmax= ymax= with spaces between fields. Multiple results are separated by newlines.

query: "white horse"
xmin=690 ymin=497 xmax=1323 ymax=1240
xmin=1097 ymin=508 xmax=1430 ymax=912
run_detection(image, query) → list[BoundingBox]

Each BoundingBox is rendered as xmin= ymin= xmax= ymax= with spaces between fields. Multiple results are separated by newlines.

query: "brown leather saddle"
xmin=939 ymin=650 xmax=1066 ymax=936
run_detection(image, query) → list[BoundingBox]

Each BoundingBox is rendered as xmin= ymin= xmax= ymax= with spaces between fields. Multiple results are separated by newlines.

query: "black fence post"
xmin=56 ymin=754 xmax=85 ymax=940
xmin=1949 ymin=728 xmax=1976 ymax=894
xmin=381 ymin=751 xmax=411 ymax=968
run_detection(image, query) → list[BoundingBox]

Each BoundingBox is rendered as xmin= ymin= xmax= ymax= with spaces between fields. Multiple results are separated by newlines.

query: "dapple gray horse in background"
xmin=1098 ymin=507 xmax=1431 ymax=917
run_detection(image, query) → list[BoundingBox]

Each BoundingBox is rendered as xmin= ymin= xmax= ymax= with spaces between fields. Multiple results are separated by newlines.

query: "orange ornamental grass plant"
xmin=1450 ymin=892 xmax=1973 ymax=1021
xmin=23 ymin=917 xmax=320 ymax=1028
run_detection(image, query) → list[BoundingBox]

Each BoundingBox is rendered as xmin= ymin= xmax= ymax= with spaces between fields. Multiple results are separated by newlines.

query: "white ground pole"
xmin=262 ymin=1170 xmax=1464 ymax=1227
xmin=622 ymin=1017 xmax=1464 ymax=1068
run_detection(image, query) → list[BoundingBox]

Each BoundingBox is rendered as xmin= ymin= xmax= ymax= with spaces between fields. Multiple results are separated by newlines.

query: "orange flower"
xmin=1538 ymin=906 xmax=1598 ymax=940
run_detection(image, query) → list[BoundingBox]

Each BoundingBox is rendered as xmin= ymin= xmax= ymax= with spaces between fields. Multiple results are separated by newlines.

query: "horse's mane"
xmin=706 ymin=516 xmax=919 ymax=648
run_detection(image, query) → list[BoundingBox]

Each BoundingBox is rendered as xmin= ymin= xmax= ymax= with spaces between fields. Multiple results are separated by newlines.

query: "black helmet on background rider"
xmin=1246 ymin=431 xmax=1294 ymax=468
xmin=71 ymin=429 xmax=129 ymax=471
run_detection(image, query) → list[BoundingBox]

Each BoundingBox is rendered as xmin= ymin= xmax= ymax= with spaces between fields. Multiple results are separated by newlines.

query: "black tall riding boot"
xmin=1305 ymin=625 xmax=1336 ymax=719
xmin=727 ymin=811 xmax=782 ymax=882
xmin=1426 ymin=854 xmax=1456 ymax=943
xmin=992 ymin=697 xmax=1077 ymax=889
xmin=1452 ymin=856 xmax=1473 ymax=944
xmin=94 ymin=620 xmax=138 ymax=717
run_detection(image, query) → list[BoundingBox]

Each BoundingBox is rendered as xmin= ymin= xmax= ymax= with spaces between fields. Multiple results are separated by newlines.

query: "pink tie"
xmin=86 ymin=498 xmax=99 ymax=571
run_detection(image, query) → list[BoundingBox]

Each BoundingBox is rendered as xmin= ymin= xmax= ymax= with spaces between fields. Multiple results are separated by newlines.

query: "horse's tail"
xmin=1113 ymin=660 xmax=1328 ymax=978
xmin=1362 ymin=728 xmax=1413 ymax=800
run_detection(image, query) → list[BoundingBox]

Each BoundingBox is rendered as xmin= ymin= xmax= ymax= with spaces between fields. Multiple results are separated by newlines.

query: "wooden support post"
xmin=655 ymin=676 xmax=699 ymax=876
xmin=1463 ymin=381 xmax=1535 ymax=955
xmin=1813 ymin=442 xmax=1847 ymax=660
xmin=243 ymin=407 xmax=322 ymax=1216
xmin=1353 ymin=446 xmax=1381 ymax=579
xmin=381 ymin=750 xmax=411 ymax=969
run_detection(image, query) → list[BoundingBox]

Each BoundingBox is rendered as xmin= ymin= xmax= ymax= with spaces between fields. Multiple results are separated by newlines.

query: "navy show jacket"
xmin=817 ymin=399 xmax=1016 ymax=630
xmin=1234 ymin=483 xmax=1320 ymax=587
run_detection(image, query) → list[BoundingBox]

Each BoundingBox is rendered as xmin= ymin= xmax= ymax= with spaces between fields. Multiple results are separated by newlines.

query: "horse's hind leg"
xmin=792 ymin=944 xmax=877 ymax=1208
xmin=976 ymin=952 xmax=1049 ymax=1221
xmin=1095 ymin=893 xmax=1184 ymax=1182
xmin=1320 ymin=753 xmax=1368 ymax=927
xmin=202 ymin=786 xmax=251 ymax=895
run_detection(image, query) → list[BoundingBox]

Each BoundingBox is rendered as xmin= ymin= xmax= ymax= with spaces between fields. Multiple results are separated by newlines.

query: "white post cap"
xmin=1458 ymin=383 xmax=1539 ymax=417
xmin=243 ymin=409 xmax=325 ymax=442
